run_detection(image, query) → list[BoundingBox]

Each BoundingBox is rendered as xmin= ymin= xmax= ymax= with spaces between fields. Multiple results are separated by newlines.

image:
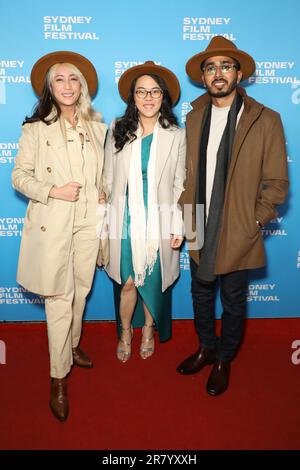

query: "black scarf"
xmin=196 ymin=92 xmax=243 ymax=283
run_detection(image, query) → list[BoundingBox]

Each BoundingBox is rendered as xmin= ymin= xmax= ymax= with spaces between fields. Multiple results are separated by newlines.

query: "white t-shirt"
xmin=206 ymin=103 xmax=244 ymax=219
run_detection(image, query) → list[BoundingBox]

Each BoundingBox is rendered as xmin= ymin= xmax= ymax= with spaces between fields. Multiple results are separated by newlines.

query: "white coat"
xmin=103 ymin=123 xmax=186 ymax=292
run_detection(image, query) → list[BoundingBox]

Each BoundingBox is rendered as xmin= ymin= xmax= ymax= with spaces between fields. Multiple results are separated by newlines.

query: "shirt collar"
xmin=64 ymin=118 xmax=84 ymax=131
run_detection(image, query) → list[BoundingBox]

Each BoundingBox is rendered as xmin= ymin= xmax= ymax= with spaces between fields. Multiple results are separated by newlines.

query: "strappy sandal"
xmin=140 ymin=323 xmax=155 ymax=360
xmin=117 ymin=326 xmax=133 ymax=363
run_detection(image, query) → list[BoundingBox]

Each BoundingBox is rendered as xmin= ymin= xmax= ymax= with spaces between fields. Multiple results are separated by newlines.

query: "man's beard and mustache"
xmin=205 ymin=77 xmax=238 ymax=98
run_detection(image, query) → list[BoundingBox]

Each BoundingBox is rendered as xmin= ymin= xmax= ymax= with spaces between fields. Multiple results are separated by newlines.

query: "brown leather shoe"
xmin=206 ymin=360 xmax=231 ymax=396
xmin=72 ymin=347 xmax=93 ymax=368
xmin=176 ymin=347 xmax=216 ymax=375
xmin=49 ymin=378 xmax=69 ymax=421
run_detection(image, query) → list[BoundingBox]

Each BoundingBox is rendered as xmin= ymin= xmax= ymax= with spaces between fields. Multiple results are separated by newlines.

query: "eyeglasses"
xmin=203 ymin=63 xmax=238 ymax=76
xmin=135 ymin=87 xmax=163 ymax=99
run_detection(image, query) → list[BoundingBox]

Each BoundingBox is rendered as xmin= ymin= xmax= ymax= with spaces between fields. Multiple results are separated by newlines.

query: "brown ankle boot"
xmin=72 ymin=347 xmax=93 ymax=368
xmin=49 ymin=377 xmax=69 ymax=421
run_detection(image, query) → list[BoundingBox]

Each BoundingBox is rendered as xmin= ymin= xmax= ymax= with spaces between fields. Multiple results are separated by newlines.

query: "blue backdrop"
xmin=0 ymin=0 xmax=299 ymax=321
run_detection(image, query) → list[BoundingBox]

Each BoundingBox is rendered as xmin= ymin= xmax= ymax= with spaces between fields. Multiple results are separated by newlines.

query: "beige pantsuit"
xmin=12 ymin=117 xmax=107 ymax=378
xmin=45 ymin=217 xmax=99 ymax=378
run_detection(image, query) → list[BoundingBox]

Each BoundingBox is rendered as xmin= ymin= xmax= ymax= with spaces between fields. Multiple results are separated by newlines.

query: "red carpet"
xmin=0 ymin=319 xmax=300 ymax=450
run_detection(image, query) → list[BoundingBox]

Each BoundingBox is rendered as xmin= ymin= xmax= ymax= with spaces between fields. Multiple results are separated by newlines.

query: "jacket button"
xmin=40 ymin=226 xmax=46 ymax=232
xmin=47 ymin=167 xmax=52 ymax=173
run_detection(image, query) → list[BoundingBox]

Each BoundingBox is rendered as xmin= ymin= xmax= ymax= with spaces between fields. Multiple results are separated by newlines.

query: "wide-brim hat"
xmin=186 ymin=36 xmax=255 ymax=84
xmin=118 ymin=61 xmax=180 ymax=105
xmin=31 ymin=51 xmax=98 ymax=97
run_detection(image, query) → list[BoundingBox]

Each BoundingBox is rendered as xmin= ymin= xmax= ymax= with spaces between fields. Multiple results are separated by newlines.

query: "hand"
xmin=49 ymin=182 xmax=82 ymax=202
xmin=170 ymin=235 xmax=183 ymax=249
xmin=98 ymin=191 xmax=106 ymax=205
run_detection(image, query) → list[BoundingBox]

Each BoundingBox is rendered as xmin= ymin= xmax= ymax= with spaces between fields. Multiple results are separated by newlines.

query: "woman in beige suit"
xmin=103 ymin=61 xmax=186 ymax=363
xmin=12 ymin=51 xmax=107 ymax=421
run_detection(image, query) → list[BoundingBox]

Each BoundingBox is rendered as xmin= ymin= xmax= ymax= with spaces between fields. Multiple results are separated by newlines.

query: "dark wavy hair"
xmin=113 ymin=74 xmax=179 ymax=152
xmin=23 ymin=82 xmax=60 ymax=125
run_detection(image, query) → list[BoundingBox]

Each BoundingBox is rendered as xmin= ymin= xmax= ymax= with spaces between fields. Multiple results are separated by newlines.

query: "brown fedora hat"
xmin=186 ymin=36 xmax=255 ymax=84
xmin=31 ymin=51 xmax=98 ymax=97
xmin=118 ymin=61 xmax=180 ymax=105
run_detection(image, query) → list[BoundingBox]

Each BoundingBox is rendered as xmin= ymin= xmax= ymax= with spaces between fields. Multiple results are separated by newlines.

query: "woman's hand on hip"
xmin=170 ymin=235 xmax=183 ymax=249
xmin=49 ymin=182 xmax=82 ymax=202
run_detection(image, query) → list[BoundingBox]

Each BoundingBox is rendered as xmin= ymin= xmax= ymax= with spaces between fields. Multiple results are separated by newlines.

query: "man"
xmin=177 ymin=36 xmax=289 ymax=395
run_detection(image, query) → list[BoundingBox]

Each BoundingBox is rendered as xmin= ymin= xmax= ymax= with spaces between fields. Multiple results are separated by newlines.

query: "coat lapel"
xmin=185 ymin=105 xmax=206 ymax=205
xmin=156 ymin=126 xmax=175 ymax=185
xmin=120 ymin=141 xmax=132 ymax=183
xmin=226 ymin=96 xmax=264 ymax=192
xmin=121 ymin=125 xmax=177 ymax=188
xmin=187 ymin=91 xmax=264 ymax=205
xmin=86 ymin=120 xmax=106 ymax=191
xmin=42 ymin=120 xmax=73 ymax=180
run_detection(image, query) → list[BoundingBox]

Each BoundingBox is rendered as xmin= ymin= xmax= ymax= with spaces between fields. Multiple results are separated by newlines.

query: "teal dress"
xmin=113 ymin=134 xmax=172 ymax=342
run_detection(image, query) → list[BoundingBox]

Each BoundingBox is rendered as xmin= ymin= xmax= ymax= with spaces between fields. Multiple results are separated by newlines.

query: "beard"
xmin=205 ymin=77 xmax=238 ymax=98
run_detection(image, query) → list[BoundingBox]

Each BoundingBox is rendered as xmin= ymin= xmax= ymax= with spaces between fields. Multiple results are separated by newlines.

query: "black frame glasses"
xmin=203 ymin=63 xmax=238 ymax=76
xmin=135 ymin=87 xmax=163 ymax=99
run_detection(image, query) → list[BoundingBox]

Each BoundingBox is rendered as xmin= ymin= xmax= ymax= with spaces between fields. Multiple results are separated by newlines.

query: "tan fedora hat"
xmin=31 ymin=51 xmax=98 ymax=97
xmin=186 ymin=36 xmax=255 ymax=84
xmin=118 ymin=61 xmax=180 ymax=105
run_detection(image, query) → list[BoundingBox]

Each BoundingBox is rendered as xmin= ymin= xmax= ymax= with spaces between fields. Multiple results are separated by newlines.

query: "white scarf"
xmin=128 ymin=122 xmax=160 ymax=287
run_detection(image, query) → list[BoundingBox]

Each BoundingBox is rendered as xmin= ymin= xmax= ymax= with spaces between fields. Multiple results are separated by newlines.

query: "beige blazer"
xmin=103 ymin=123 xmax=186 ymax=292
xmin=12 ymin=119 xmax=107 ymax=296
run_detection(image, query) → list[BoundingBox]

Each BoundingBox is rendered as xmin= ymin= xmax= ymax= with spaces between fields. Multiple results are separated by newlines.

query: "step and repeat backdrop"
xmin=0 ymin=0 xmax=299 ymax=321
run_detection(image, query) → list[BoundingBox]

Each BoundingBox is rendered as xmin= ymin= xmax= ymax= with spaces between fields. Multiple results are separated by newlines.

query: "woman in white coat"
xmin=12 ymin=51 xmax=107 ymax=421
xmin=103 ymin=61 xmax=186 ymax=362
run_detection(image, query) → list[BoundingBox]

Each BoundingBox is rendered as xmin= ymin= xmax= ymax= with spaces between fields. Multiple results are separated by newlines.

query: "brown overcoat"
xmin=179 ymin=88 xmax=289 ymax=273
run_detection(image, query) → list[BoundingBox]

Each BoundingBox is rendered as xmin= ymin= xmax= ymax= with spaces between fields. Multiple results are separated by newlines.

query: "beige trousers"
xmin=45 ymin=217 xmax=99 ymax=378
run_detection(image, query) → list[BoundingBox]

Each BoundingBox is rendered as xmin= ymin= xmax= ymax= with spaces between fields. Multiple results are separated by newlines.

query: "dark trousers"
xmin=190 ymin=257 xmax=248 ymax=362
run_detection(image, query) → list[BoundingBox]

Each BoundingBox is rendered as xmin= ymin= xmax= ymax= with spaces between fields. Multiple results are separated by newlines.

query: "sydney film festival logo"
xmin=0 ymin=142 xmax=19 ymax=165
xmin=114 ymin=61 xmax=161 ymax=84
xmin=0 ymin=218 xmax=24 ymax=237
xmin=0 ymin=286 xmax=44 ymax=306
xmin=180 ymin=249 xmax=190 ymax=271
xmin=182 ymin=17 xmax=236 ymax=41
xmin=0 ymin=60 xmax=30 ymax=104
xmin=248 ymin=60 xmax=299 ymax=85
xmin=247 ymin=283 xmax=280 ymax=303
xmin=0 ymin=60 xmax=29 ymax=85
xmin=43 ymin=15 xmax=100 ymax=40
